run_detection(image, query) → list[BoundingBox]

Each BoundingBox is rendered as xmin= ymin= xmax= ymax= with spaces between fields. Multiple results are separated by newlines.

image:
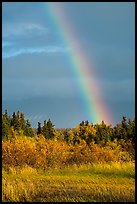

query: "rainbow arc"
xmin=45 ymin=2 xmax=113 ymax=125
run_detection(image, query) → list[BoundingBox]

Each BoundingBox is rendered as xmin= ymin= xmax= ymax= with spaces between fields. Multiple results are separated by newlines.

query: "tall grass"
xmin=2 ymin=162 xmax=135 ymax=202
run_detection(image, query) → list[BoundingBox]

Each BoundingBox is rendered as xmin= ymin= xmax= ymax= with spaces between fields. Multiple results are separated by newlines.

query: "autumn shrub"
xmin=118 ymin=139 xmax=135 ymax=160
xmin=45 ymin=139 xmax=70 ymax=168
xmin=2 ymin=134 xmax=133 ymax=171
xmin=34 ymin=134 xmax=47 ymax=168
xmin=2 ymin=134 xmax=47 ymax=169
xmin=104 ymin=140 xmax=133 ymax=162
xmin=67 ymin=140 xmax=131 ymax=165
xmin=66 ymin=141 xmax=115 ymax=165
xmin=2 ymin=134 xmax=71 ymax=169
xmin=66 ymin=140 xmax=90 ymax=165
xmin=2 ymin=136 xmax=36 ymax=169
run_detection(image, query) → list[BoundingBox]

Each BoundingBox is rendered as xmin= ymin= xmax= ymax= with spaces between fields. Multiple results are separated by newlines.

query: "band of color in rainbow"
xmin=45 ymin=2 xmax=113 ymax=125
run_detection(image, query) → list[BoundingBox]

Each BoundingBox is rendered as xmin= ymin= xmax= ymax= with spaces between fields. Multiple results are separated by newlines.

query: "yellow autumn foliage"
xmin=2 ymin=133 xmax=133 ymax=170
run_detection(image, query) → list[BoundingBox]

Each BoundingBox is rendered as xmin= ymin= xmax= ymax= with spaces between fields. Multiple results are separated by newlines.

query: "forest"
xmin=2 ymin=110 xmax=135 ymax=202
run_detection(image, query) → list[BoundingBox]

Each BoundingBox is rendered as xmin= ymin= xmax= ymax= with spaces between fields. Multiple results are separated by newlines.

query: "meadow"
xmin=2 ymin=162 xmax=135 ymax=202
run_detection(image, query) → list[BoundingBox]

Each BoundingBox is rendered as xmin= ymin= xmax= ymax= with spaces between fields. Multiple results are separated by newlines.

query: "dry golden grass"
xmin=2 ymin=162 xmax=135 ymax=202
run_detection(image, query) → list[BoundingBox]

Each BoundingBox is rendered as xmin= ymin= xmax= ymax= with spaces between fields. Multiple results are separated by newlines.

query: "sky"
xmin=2 ymin=2 xmax=135 ymax=128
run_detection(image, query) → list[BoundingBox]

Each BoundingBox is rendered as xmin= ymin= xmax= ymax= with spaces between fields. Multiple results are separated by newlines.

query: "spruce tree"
xmin=46 ymin=119 xmax=55 ymax=139
xmin=42 ymin=120 xmax=47 ymax=137
xmin=11 ymin=112 xmax=20 ymax=131
xmin=37 ymin=122 xmax=42 ymax=135
xmin=24 ymin=119 xmax=34 ymax=137
xmin=20 ymin=112 xmax=25 ymax=132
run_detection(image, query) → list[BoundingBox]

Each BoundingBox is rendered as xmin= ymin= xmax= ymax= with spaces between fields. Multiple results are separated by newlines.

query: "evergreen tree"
xmin=37 ymin=122 xmax=42 ymax=135
xmin=20 ymin=112 xmax=25 ymax=131
xmin=24 ymin=119 xmax=34 ymax=137
xmin=127 ymin=118 xmax=135 ymax=142
xmin=113 ymin=122 xmax=127 ymax=141
xmin=79 ymin=120 xmax=86 ymax=139
xmin=80 ymin=121 xmax=84 ymax=126
xmin=2 ymin=110 xmax=11 ymax=139
xmin=4 ymin=109 xmax=11 ymax=126
xmin=4 ymin=109 xmax=8 ymax=119
xmin=64 ymin=130 xmax=69 ymax=143
xmin=85 ymin=120 xmax=89 ymax=126
xmin=45 ymin=119 xmax=55 ymax=139
xmin=2 ymin=115 xmax=9 ymax=139
xmin=11 ymin=112 xmax=20 ymax=131
xmin=122 ymin=116 xmax=127 ymax=130
xmin=16 ymin=111 xmax=20 ymax=121
xmin=94 ymin=121 xmax=112 ymax=144
xmin=42 ymin=120 xmax=47 ymax=137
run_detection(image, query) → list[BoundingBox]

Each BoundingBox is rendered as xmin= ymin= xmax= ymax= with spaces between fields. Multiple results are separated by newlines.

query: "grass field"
xmin=2 ymin=162 xmax=135 ymax=202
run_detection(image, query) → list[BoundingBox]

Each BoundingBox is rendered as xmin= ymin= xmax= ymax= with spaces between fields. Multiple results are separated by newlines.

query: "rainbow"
xmin=45 ymin=2 xmax=113 ymax=125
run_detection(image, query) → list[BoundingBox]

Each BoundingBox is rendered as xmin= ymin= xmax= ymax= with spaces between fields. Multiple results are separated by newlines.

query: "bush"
xmin=2 ymin=134 xmax=134 ymax=170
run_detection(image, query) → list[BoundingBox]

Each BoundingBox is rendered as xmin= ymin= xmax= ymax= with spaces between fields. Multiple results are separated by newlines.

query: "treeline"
xmin=2 ymin=110 xmax=135 ymax=145
xmin=2 ymin=110 xmax=34 ymax=138
xmin=2 ymin=110 xmax=135 ymax=169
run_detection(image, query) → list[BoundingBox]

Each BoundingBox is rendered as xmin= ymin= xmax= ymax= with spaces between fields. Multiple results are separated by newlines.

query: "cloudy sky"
xmin=2 ymin=2 xmax=135 ymax=128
